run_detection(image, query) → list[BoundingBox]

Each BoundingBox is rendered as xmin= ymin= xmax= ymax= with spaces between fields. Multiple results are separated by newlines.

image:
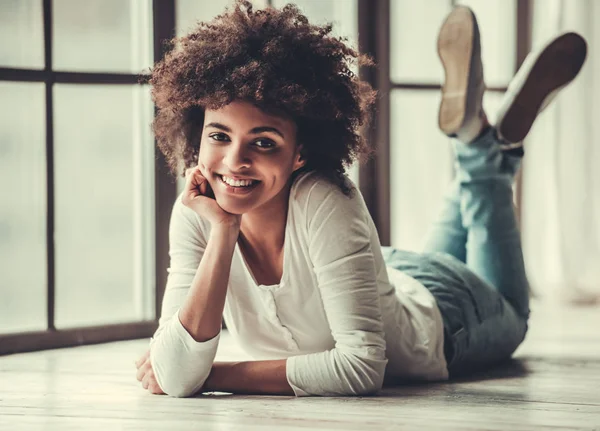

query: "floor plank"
xmin=1 ymin=300 xmax=599 ymax=430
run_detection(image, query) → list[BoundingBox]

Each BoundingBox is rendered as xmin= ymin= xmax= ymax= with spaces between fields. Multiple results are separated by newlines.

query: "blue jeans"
xmin=382 ymin=127 xmax=530 ymax=376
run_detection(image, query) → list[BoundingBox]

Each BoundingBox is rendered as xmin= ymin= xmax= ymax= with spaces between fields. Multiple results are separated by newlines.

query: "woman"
xmin=135 ymin=1 xmax=587 ymax=397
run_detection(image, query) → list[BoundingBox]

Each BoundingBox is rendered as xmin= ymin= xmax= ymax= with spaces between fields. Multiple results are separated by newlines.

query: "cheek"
xmin=198 ymin=144 xmax=218 ymax=169
xmin=262 ymin=166 xmax=296 ymax=191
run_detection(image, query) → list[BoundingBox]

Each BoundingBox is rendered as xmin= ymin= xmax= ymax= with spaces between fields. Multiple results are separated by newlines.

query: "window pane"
xmin=347 ymin=162 xmax=359 ymax=189
xmin=390 ymin=90 xmax=453 ymax=251
xmin=0 ymin=0 xmax=44 ymax=69
xmin=176 ymin=0 xmax=229 ymax=37
xmin=456 ymin=0 xmax=516 ymax=87
xmin=53 ymin=84 xmax=155 ymax=328
xmin=53 ymin=0 xmax=152 ymax=73
xmin=273 ymin=0 xmax=358 ymax=47
xmin=483 ymin=90 xmax=506 ymax=124
xmin=390 ymin=0 xmax=452 ymax=84
xmin=176 ymin=0 xmax=268 ymax=37
xmin=0 ymin=82 xmax=47 ymax=334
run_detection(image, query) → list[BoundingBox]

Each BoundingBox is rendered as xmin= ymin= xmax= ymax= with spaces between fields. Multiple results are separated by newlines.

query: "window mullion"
xmin=514 ymin=0 xmax=532 ymax=227
xmin=152 ymin=0 xmax=177 ymax=321
xmin=43 ymin=0 xmax=56 ymax=332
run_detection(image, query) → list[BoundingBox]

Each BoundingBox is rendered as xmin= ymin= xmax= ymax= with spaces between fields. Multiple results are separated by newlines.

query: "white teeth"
xmin=220 ymin=175 xmax=256 ymax=187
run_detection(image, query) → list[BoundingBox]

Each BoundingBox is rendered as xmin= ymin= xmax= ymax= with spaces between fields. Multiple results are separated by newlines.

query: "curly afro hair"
xmin=150 ymin=0 xmax=377 ymax=195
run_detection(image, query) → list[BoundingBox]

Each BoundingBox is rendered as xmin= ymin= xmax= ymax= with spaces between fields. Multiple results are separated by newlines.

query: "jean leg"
xmin=454 ymin=127 xmax=530 ymax=318
xmin=383 ymin=249 xmax=528 ymax=375
xmin=422 ymin=179 xmax=467 ymax=262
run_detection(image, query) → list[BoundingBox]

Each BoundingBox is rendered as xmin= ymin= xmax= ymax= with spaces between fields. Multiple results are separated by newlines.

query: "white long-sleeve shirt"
xmin=150 ymin=171 xmax=448 ymax=397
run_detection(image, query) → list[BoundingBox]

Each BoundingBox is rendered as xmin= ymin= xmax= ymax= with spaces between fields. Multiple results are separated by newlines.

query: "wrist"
xmin=211 ymin=222 xmax=240 ymax=242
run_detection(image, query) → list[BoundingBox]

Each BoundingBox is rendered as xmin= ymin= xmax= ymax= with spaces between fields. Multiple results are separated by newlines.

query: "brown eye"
xmin=254 ymin=139 xmax=275 ymax=149
xmin=209 ymin=133 xmax=229 ymax=142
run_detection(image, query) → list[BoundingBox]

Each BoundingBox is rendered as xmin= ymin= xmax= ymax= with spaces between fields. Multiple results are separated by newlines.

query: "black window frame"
xmin=0 ymin=0 xmax=177 ymax=354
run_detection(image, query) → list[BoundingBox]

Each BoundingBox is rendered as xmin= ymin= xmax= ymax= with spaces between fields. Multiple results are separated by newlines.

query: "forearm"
xmin=203 ymin=359 xmax=294 ymax=396
xmin=178 ymin=223 xmax=239 ymax=342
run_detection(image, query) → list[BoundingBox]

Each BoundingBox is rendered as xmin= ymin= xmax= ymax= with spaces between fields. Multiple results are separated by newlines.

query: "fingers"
xmin=195 ymin=164 xmax=215 ymax=198
xmin=198 ymin=174 xmax=208 ymax=196
xmin=135 ymin=350 xmax=150 ymax=369
xmin=136 ymin=359 xmax=151 ymax=382
xmin=190 ymin=168 xmax=206 ymax=189
xmin=135 ymin=350 xmax=165 ymax=394
xmin=185 ymin=165 xmax=203 ymax=180
xmin=149 ymin=384 xmax=165 ymax=395
xmin=184 ymin=167 xmax=203 ymax=193
xmin=183 ymin=166 xmax=214 ymax=205
xmin=148 ymin=377 xmax=165 ymax=395
xmin=141 ymin=366 xmax=165 ymax=395
xmin=136 ymin=364 xmax=146 ymax=382
xmin=142 ymin=371 xmax=150 ymax=389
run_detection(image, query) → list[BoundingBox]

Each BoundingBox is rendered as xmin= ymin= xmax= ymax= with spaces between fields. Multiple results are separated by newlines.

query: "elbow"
xmin=360 ymin=377 xmax=384 ymax=396
xmin=164 ymin=386 xmax=198 ymax=398
xmin=148 ymin=322 xmax=220 ymax=398
xmin=348 ymin=372 xmax=384 ymax=396
xmin=156 ymin=373 xmax=205 ymax=398
xmin=151 ymin=357 xmax=209 ymax=398
xmin=341 ymin=350 xmax=387 ymax=396
xmin=287 ymin=346 xmax=387 ymax=397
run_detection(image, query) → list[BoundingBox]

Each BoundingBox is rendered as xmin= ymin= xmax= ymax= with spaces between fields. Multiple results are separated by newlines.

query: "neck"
xmin=239 ymin=183 xmax=291 ymax=253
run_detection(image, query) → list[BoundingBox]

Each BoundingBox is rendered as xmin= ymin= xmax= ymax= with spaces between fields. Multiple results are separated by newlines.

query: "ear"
xmin=293 ymin=145 xmax=306 ymax=172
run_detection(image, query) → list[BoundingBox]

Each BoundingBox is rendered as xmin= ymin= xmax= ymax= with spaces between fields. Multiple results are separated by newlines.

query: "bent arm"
xmin=285 ymin=180 xmax=388 ymax=397
xmin=164 ymin=179 xmax=387 ymax=397
xmin=285 ymin=241 xmax=388 ymax=397
xmin=209 ymin=227 xmax=387 ymax=398
xmin=178 ymin=224 xmax=239 ymax=342
xmin=149 ymin=198 xmax=239 ymax=397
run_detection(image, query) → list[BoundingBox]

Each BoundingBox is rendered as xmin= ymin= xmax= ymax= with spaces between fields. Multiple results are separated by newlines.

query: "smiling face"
xmin=198 ymin=101 xmax=305 ymax=215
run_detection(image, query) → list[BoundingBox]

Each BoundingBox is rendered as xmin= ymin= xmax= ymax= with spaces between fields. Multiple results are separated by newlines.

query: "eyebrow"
xmin=204 ymin=122 xmax=285 ymax=139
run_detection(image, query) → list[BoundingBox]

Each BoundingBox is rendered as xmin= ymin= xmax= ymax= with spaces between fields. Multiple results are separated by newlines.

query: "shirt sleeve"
xmin=285 ymin=179 xmax=388 ymax=396
xmin=149 ymin=195 xmax=220 ymax=398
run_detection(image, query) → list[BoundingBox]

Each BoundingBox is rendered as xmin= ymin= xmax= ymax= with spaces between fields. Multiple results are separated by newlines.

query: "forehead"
xmin=204 ymin=101 xmax=296 ymax=133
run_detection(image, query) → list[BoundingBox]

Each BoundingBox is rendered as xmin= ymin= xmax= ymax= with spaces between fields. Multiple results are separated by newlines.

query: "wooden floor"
xmin=1 ymin=300 xmax=599 ymax=430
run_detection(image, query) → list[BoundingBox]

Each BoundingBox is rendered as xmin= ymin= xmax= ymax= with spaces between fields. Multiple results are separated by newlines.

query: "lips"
xmin=217 ymin=174 xmax=260 ymax=194
xmin=218 ymin=174 xmax=259 ymax=186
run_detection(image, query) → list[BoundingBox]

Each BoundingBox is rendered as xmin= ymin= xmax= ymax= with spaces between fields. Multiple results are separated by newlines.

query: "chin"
xmin=215 ymin=196 xmax=255 ymax=215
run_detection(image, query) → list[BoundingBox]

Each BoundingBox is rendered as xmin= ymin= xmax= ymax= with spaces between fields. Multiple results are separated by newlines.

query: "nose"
xmin=223 ymin=141 xmax=251 ymax=171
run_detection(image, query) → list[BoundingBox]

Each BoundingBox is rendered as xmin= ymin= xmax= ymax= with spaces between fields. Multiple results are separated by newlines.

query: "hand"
xmin=182 ymin=166 xmax=242 ymax=228
xmin=135 ymin=349 xmax=165 ymax=395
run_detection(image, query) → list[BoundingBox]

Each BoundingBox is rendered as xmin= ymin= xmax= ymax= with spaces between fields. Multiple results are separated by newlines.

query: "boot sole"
xmin=498 ymin=32 xmax=587 ymax=143
xmin=437 ymin=7 xmax=474 ymax=135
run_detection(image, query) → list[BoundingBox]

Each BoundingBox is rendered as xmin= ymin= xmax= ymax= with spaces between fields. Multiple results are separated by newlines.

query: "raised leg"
xmin=422 ymin=179 xmax=467 ymax=263
xmin=402 ymin=5 xmax=588 ymax=375
xmin=454 ymin=127 xmax=530 ymax=318
xmin=422 ymin=4 xmax=486 ymax=263
xmin=432 ymin=6 xmax=586 ymax=317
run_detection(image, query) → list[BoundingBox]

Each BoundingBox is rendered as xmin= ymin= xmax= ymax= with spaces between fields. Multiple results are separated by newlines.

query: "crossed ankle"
xmin=456 ymin=112 xmax=489 ymax=144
